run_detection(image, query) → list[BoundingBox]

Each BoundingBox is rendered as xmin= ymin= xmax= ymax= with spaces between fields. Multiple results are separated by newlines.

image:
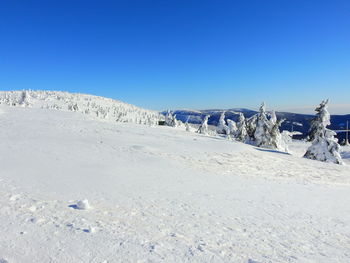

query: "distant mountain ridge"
xmin=166 ymin=108 xmax=350 ymax=141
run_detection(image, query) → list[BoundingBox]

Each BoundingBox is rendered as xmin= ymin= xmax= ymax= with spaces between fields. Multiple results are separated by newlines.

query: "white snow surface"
xmin=1 ymin=106 xmax=350 ymax=263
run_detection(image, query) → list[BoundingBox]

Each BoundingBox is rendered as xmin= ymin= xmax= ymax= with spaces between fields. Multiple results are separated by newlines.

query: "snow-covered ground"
xmin=1 ymin=106 xmax=350 ymax=263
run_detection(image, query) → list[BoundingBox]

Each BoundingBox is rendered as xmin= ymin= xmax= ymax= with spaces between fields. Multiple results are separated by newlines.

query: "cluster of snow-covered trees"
xmin=0 ymin=90 xmax=162 ymax=126
xmin=163 ymin=101 xmax=344 ymax=165
xmin=164 ymin=110 xmax=181 ymax=127
xmin=213 ymin=101 xmax=343 ymax=164
xmin=211 ymin=103 xmax=288 ymax=152
xmin=163 ymin=103 xmax=288 ymax=151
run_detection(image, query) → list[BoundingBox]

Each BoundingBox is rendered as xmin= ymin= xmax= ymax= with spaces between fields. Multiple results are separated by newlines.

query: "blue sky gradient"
xmin=1 ymin=0 xmax=350 ymax=113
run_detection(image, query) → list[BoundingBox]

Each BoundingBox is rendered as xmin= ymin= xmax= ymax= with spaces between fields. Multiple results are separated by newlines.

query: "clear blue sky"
xmin=1 ymin=0 xmax=350 ymax=112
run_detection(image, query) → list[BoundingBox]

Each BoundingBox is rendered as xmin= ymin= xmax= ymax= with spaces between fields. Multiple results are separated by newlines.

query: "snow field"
xmin=0 ymin=106 xmax=350 ymax=262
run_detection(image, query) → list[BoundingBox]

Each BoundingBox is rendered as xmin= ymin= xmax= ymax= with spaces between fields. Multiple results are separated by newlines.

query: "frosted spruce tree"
xmin=304 ymin=100 xmax=343 ymax=164
xmin=246 ymin=114 xmax=257 ymax=141
xmin=307 ymin=116 xmax=319 ymax=142
xmin=164 ymin=110 xmax=176 ymax=127
xmin=236 ymin=112 xmax=248 ymax=142
xmin=268 ymin=110 xmax=287 ymax=151
xmin=251 ymin=105 xmax=287 ymax=151
xmin=269 ymin=110 xmax=277 ymax=125
xmin=254 ymin=102 xmax=272 ymax=148
xmin=227 ymin=119 xmax=237 ymax=137
xmin=270 ymin=118 xmax=287 ymax=151
xmin=68 ymin=103 xmax=79 ymax=112
xmin=19 ymin=90 xmax=30 ymax=106
xmin=217 ymin=111 xmax=229 ymax=134
xmin=172 ymin=114 xmax=179 ymax=127
xmin=197 ymin=115 xmax=210 ymax=135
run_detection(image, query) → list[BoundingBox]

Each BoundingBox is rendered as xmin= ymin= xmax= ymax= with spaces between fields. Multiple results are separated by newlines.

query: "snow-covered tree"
xmin=172 ymin=114 xmax=180 ymax=127
xmin=307 ymin=116 xmax=319 ymax=142
xmin=185 ymin=116 xmax=191 ymax=132
xmin=304 ymin=100 xmax=343 ymax=164
xmin=246 ymin=114 xmax=257 ymax=140
xmin=164 ymin=110 xmax=172 ymax=125
xmin=19 ymin=90 xmax=30 ymax=106
xmin=227 ymin=119 xmax=237 ymax=136
xmin=268 ymin=110 xmax=287 ymax=151
xmin=164 ymin=110 xmax=177 ymax=127
xmin=235 ymin=112 xmax=248 ymax=142
xmin=270 ymin=118 xmax=287 ymax=151
xmin=197 ymin=115 xmax=210 ymax=135
xmin=269 ymin=110 xmax=277 ymax=125
xmin=251 ymin=104 xmax=287 ymax=151
xmin=254 ymin=102 xmax=272 ymax=148
xmin=68 ymin=103 xmax=79 ymax=112
xmin=217 ymin=111 xmax=229 ymax=135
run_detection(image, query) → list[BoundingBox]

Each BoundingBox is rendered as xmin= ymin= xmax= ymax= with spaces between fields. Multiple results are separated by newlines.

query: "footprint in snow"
xmin=28 ymin=217 xmax=46 ymax=224
xmin=66 ymin=223 xmax=96 ymax=233
xmin=83 ymin=226 xmax=96 ymax=233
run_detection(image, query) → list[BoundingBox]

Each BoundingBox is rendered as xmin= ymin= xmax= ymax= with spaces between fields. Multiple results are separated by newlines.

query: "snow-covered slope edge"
xmin=0 ymin=90 xmax=162 ymax=125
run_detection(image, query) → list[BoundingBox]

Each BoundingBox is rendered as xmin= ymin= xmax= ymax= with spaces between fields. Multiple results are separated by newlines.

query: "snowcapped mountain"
xmin=0 ymin=90 xmax=162 ymax=125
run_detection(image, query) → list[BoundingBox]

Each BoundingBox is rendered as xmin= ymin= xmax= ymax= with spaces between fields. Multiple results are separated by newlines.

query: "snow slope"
xmin=0 ymin=90 xmax=162 ymax=125
xmin=1 ymin=106 xmax=350 ymax=263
